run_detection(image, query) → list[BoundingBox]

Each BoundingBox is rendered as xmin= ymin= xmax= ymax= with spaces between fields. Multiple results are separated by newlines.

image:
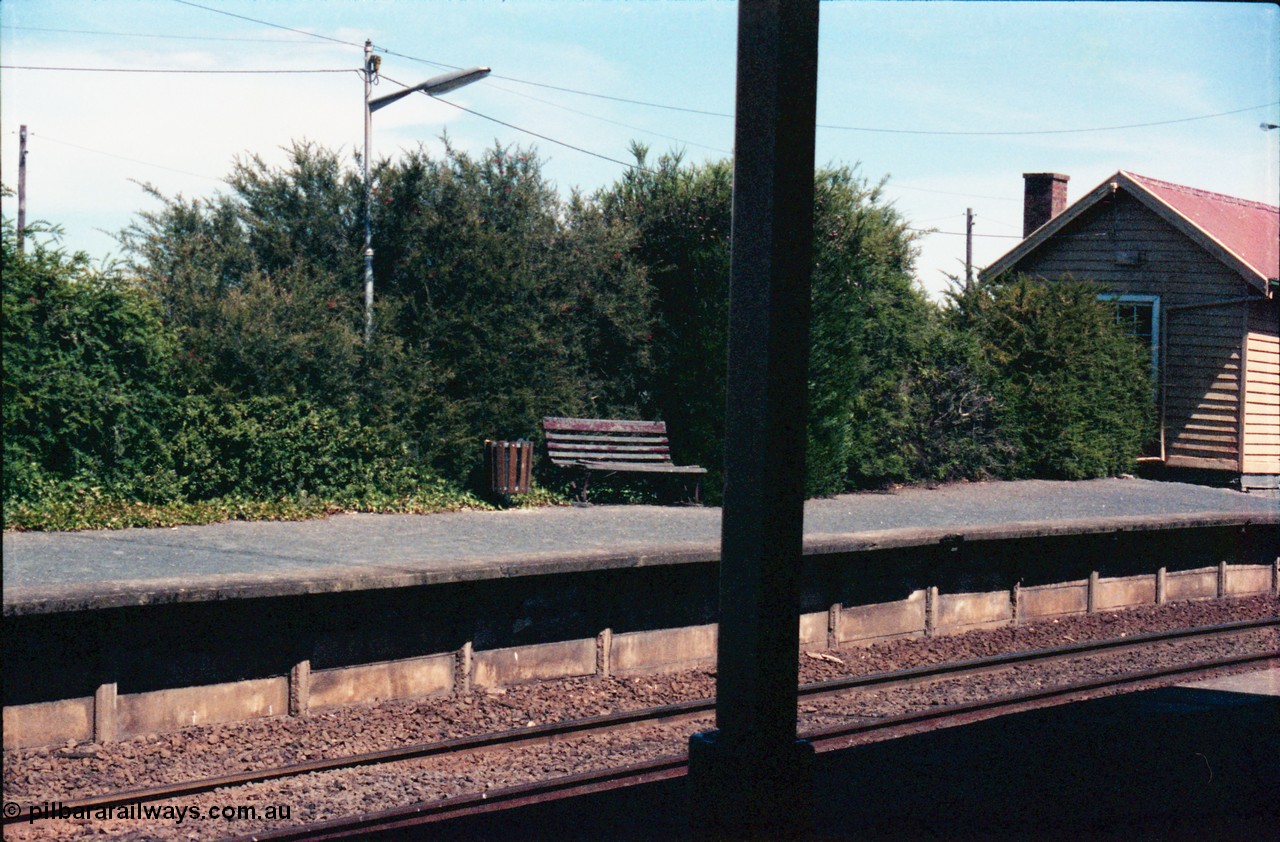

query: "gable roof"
xmin=984 ymin=170 xmax=1280 ymax=293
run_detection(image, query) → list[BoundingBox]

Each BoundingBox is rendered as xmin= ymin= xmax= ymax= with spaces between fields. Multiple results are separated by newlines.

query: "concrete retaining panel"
xmin=310 ymin=654 xmax=453 ymax=710
xmin=1164 ymin=567 xmax=1218 ymax=602
xmin=1020 ymin=581 xmax=1088 ymax=620
xmin=472 ymin=639 xmax=596 ymax=687
xmin=611 ymin=624 xmax=717 ymax=674
xmin=116 ymin=678 xmax=287 ymax=739
xmin=1224 ymin=565 xmax=1272 ymax=596
xmin=1093 ymin=575 xmax=1157 ymax=611
xmin=837 ymin=590 xmax=926 ymax=644
xmin=3 ymin=697 xmax=92 ymax=749
xmin=799 ymin=612 xmax=828 ymax=647
xmin=936 ymin=590 xmax=1012 ymax=633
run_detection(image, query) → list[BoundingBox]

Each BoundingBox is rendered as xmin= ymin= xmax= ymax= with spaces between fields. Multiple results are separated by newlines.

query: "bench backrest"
xmin=543 ymin=417 xmax=674 ymax=467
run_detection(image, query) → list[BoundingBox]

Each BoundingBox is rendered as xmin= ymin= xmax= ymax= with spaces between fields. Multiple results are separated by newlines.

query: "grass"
xmin=1 ymin=482 xmax=539 ymax=532
xmin=1 ymin=472 xmax=689 ymax=533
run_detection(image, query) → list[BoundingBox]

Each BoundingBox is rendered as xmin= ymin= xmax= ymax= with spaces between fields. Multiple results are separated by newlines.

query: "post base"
xmin=688 ymin=729 xmax=815 ymax=840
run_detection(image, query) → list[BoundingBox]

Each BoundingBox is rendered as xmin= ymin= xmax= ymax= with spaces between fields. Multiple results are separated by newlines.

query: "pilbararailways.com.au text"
xmin=7 ymin=799 xmax=292 ymax=825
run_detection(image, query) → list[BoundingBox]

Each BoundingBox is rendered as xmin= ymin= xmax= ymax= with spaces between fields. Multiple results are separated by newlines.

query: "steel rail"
xmin=804 ymin=649 xmax=1280 ymax=751
xmin=229 ymin=756 xmax=690 ymax=842
xmin=6 ymin=617 xmax=1274 ymax=825
xmin=797 ymin=614 xmax=1277 ymax=698
xmin=230 ymin=648 xmax=1278 ymax=841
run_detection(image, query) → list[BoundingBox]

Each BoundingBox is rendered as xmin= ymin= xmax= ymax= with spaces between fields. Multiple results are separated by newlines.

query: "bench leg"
xmin=679 ymin=477 xmax=704 ymax=506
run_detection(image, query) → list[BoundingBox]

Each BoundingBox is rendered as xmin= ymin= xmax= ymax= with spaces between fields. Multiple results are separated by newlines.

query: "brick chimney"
xmin=1022 ymin=173 xmax=1070 ymax=237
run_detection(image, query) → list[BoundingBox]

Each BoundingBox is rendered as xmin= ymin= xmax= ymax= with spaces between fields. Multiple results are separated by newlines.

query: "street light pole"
xmin=17 ymin=125 xmax=28 ymax=253
xmin=360 ymin=43 xmax=490 ymax=343
xmin=363 ymin=40 xmax=377 ymax=343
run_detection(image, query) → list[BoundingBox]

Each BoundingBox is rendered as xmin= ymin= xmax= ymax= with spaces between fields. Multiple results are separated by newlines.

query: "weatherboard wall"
xmin=1243 ymin=299 xmax=1280 ymax=476
xmin=1007 ymin=190 xmax=1258 ymax=473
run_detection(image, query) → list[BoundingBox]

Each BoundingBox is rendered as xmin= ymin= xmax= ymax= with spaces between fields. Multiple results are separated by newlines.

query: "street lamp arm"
xmin=369 ymin=67 xmax=491 ymax=112
xmin=362 ymin=53 xmax=489 ymax=343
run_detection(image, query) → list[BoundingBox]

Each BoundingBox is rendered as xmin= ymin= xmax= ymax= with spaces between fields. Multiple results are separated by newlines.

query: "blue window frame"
xmin=1099 ymin=293 xmax=1160 ymax=379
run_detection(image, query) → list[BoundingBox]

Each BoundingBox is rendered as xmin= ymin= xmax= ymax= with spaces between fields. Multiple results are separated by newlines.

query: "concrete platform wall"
xmin=5 ymin=528 xmax=1277 ymax=749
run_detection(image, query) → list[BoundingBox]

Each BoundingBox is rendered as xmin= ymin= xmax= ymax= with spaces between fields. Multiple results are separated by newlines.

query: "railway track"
xmin=230 ymin=645 xmax=1277 ymax=841
xmin=6 ymin=616 xmax=1274 ymax=840
xmin=234 ymin=653 xmax=1277 ymax=840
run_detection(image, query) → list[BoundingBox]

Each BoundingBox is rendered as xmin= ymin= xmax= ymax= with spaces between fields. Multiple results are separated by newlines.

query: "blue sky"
xmin=3 ymin=1 xmax=1277 ymax=298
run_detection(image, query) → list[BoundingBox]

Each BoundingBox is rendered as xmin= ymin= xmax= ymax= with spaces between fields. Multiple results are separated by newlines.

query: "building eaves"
xmin=982 ymin=171 xmax=1276 ymax=295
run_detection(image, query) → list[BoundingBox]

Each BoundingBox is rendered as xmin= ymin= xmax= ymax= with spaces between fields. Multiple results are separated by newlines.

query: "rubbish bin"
xmin=485 ymin=439 xmax=533 ymax=497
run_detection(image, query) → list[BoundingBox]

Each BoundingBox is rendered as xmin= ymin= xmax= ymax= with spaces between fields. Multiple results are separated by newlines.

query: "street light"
xmin=362 ymin=40 xmax=490 ymax=342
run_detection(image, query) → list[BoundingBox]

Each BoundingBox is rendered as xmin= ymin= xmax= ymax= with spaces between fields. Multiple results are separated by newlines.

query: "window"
xmin=1100 ymin=293 xmax=1162 ymax=459
xmin=1100 ymin=293 xmax=1160 ymax=379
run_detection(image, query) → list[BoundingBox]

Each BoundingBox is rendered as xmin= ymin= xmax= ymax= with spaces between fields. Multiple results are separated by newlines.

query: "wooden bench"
xmin=542 ymin=417 xmax=707 ymax=504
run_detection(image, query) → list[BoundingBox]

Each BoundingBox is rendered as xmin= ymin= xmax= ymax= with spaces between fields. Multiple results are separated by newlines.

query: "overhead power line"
xmin=17 ymin=130 xmax=224 ymax=182
xmin=4 ymin=24 xmax=333 ymax=45
xmin=1 ymin=65 xmax=355 ymax=75
xmin=910 ymin=228 xmax=1021 ymax=239
xmin=168 ymin=0 xmax=365 ymax=49
xmin=437 ymin=97 xmax=654 ymax=174
xmin=380 ymin=44 xmax=1279 ymax=136
xmin=476 ymin=73 xmax=730 ymax=118
xmin=821 ymin=102 xmax=1280 ymax=137
xmin=372 ymin=41 xmax=1279 ymax=136
xmin=485 ymin=82 xmax=732 ymax=156
xmin=376 ymin=74 xmax=653 ymax=175
xmin=166 ymin=0 xmax=1278 ymax=139
xmin=886 ymin=184 xmax=1015 ymax=201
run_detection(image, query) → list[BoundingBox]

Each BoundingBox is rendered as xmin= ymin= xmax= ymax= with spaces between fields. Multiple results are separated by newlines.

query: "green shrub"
xmin=169 ymin=395 xmax=423 ymax=500
xmin=123 ymin=143 xmax=656 ymax=492
xmin=894 ymin=327 xmax=1019 ymax=483
xmin=950 ymin=275 xmax=1155 ymax=479
xmin=2 ymin=220 xmax=180 ymax=507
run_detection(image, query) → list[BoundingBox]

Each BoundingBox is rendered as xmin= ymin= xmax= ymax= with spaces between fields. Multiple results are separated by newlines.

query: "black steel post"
xmin=688 ymin=0 xmax=820 ymax=838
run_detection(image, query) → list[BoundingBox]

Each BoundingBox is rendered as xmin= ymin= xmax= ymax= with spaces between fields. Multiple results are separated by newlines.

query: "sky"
xmin=2 ymin=0 xmax=1277 ymax=299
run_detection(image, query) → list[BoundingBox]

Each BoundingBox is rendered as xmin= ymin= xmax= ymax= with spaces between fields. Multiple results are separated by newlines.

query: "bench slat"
xmin=549 ymin=455 xmax=673 ymax=464
xmin=543 ymin=417 xmax=667 ymax=435
xmin=578 ymin=461 xmax=706 ymax=474
xmin=545 ymin=433 xmax=670 ymax=445
xmin=548 ymin=443 xmax=672 ymax=454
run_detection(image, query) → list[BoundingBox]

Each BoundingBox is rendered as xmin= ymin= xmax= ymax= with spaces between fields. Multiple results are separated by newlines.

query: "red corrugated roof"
xmin=1125 ymin=171 xmax=1280 ymax=282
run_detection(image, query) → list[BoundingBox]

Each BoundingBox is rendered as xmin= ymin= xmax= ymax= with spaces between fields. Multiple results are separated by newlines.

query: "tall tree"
xmin=601 ymin=148 xmax=734 ymax=489
xmin=602 ymin=150 xmax=931 ymax=498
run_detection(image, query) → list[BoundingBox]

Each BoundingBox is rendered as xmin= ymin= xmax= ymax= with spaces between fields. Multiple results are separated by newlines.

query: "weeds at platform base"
xmin=2 ymin=484 xmax=496 ymax=532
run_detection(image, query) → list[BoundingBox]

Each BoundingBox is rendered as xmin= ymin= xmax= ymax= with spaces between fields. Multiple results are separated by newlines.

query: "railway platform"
xmin=4 ymin=479 xmax=1278 ymax=750
xmin=4 ymin=478 xmax=1276 ymax=614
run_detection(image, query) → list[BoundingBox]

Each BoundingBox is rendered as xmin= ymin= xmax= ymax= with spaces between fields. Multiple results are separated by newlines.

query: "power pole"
xmin=18 ymin=125 xmax=28 ymax=253
xmin=965 ymin=207 xmax=974 ymax=291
